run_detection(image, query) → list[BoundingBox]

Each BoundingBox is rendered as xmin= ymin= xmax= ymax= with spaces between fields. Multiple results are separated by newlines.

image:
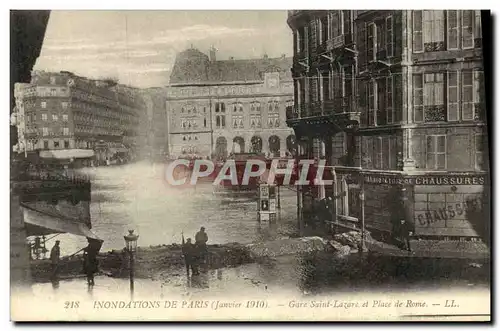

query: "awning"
xmin=39 ymin=149 xmax=95 ymax=159
xmin=21 ymin=204 xmax=101 ymax=241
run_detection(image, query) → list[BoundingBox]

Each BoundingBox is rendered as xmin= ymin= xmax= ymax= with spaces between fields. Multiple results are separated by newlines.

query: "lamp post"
xmin=124 ymin=229 xmax=139 ymax=299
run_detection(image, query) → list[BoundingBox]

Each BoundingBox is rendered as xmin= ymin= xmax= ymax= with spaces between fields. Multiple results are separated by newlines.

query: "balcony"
xmin=327 ymin=35 xmax=345 ymax=51
xmin=324 ymin=96 xmax=355 ymax=114
xmin=424 ymin=105 xmax=446 ymax=122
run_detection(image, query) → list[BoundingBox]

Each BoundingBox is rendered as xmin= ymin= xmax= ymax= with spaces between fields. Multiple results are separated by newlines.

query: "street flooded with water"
xmin=53 ymin=161 xmax=298 ymax=256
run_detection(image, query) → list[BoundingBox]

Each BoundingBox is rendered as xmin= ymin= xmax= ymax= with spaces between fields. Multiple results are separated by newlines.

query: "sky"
xmin=34 ymin=10 xmax=293 ymax=88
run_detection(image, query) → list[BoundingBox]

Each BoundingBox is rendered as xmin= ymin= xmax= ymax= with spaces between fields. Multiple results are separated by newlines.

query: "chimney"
xmin=209 ymin=46 xmax=217 ymax=62
xmin=229 ymin=56 xmax=234 ymax=60
xmin=281 ymin=54 xmax=286 ymax=59
xmin=263 ymin=54 xmax=269 ymax=60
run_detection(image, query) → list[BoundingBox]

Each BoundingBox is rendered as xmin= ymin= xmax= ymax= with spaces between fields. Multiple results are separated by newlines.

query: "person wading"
xmin=50 ymin=240 xmax=61 ymax=280
xmin=182 ymin=235 xmax=197 ymax=277
xmin=83 ymin=238 xmax=99 ymax=286
xmin=195 ymin=227 xmax=208 ymax=264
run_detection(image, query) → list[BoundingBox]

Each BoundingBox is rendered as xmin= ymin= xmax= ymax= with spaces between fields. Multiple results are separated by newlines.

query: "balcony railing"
xmin=424 ymin=105 xmax=446 ymax=122
xmin=287 ymin=97 xmax=357 ymax=121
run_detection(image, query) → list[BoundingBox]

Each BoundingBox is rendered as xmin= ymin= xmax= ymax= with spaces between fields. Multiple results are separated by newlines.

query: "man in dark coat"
xmin=83 ymin=238 xmax=100 ymax=286
xmin=182 ymin=238 xmax=197 ymax=276
xmin=195 ymin=227 xmax=208 ymax=264
xmin=50 ymin=240 xmax=61 ymax=280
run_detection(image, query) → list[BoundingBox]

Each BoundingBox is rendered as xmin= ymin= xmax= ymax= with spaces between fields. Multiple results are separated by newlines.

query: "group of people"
xmin=50 ymin=238 xmax=100 ymax=286
xmin=181 ymin=227 xmax=209 ymax=277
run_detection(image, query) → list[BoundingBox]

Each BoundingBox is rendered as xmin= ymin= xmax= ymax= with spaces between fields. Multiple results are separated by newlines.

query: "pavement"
xmin=364 ymin=238 xmax=490 ymax=260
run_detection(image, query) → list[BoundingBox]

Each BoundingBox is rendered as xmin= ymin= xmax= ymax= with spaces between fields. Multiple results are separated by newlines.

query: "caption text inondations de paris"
xmin=71 ymin=298 xmax=460 ymax=311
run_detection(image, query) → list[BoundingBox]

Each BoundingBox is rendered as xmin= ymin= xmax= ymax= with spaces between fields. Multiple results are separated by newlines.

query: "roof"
xmin=169 ymin=48 xmax=293 ymax=85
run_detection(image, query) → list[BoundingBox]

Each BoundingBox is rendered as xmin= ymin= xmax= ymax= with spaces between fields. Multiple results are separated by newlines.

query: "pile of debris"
xmin=326 ymin=231 xmax=368 ymax=258
xmin=245 ymin=236 xmax=327 ymax=259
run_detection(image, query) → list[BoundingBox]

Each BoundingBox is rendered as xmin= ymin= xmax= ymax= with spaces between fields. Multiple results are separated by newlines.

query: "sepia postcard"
xmin=10 ymin=9 xmax=491 ymax=322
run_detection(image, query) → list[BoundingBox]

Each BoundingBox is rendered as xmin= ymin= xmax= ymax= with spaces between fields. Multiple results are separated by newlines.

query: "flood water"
xmin=35 ymin=161 xmax=489 ymax=298
xmin=50 ymin=161 xmax=298 ymax=256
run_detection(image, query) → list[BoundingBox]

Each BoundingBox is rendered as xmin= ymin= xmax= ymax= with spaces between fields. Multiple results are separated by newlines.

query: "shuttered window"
xmin=386 ymin=76 xmax=394 ymax=123
xmin=413 ymin=10 xmax=423 ymax=52
xmin=426 ymin=135 xmax=447 ymax=170
xmin=368 ymin=79 xmax=376 ymax=126
xmin=447 ymin=71 xmax=459 ymax=121
xmin=447 ymin=10 xmax=459 ymax=49
xmin=386 ymin=16 xmax=394 ymax=57
xmin=462 ymin=70 xmax=474 ymax=120
xmin=413 ymin=74 xmax=424 ymax=122
xmin=367 ymin=23 xmax=376 ymax=61
xmin=462 ymin=10 xmax=474 ymax=49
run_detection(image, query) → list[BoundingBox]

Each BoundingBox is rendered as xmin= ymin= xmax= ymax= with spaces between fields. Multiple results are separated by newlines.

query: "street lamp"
xmin=124 ymin=229 xmax=139 ymax=299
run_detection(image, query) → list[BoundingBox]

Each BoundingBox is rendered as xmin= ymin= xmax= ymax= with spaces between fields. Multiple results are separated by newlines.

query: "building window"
xmin=447 ymin=10 xmax=459 ymax=50
xmin=50 ymin=76 xmax=56 ymax=85
xmin=63 ymin=114 xmax=69 ymax=121
xmin=423 ymin=10 xmax=445 ymax=51
xmin=52 ymin=114 xmax=58 ymax=121
xmin=462 ymin=10 xmax=474 ymax=49
xmin=296 ymin=26 xmax=306 ymax=53
xmin=413 ymin=10 xmax=423 ymax=52
xmin=54 ymin=141 xmax=60 ymax=148
xmin=310 ymin=76 xmax=319 ymax=103
xmin=367 ymin=22 xmax=376 ymax=61
xmin=376 ymin=78 xmax=387 ymax=125
xmin=41 ymin=101 xmax=47 ymax=109
xmin=42 ymin=113 xmax=48 ymax=121
xmin=475 ymin=134 xmax=487 ymax=171
xmin=204 ymin=118 xmax=207 ymax=128
xmin=63 ymin=127 xmax=69 ymax=135
xmin=386 ymin=16 xmax=393 ymax=57
xmin=64 ymin=140 xmax=70 ymax=149
xmin=426 ymin=135 xmax=446 ymax=170
xmin=413 ymin=73 xmax=445 ymax=122
xmin=462 ymin=70 xmax=474 ymax=120
xmin=447 ymin=71 xmax=459 ymax=121
xmin=386 ymin=76 xmax=394 ymax=123
xmin=43 ymin=140 xmax=49 ymax=149
xmin=374 ymin=137 xmax=383 ymax=169
xmin=50 ymin=88 xmax=57 ymax=96
xmin=321 ymin=71 xmax=330 ymax=101
xmin=368 ymin=79 xmax=376 ymax=126
xmin=331 ymin=11 xmax=342 ymax=39
xmin=331 ymin=68 xmax=342 ymax=102
xmin=320 ymin=15 xmax=328 ymax=43
xmin=61 ymin=102 xmax=68 ymax=109
xmin=42 ymin=127 xmax=49 ymax=136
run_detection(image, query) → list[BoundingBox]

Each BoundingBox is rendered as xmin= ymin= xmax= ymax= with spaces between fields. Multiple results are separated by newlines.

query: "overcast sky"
xmin=34 ymin=10 xmax=293 ymax=88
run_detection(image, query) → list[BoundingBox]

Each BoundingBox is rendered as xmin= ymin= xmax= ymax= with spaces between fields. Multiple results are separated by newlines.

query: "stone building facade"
xmin=166 ymin=48 xmax=295 ymax=159
xmin=287 ymin=10 xmax=489 ymax=240
xmin=13 ymin=71 xmax=146 ymax=164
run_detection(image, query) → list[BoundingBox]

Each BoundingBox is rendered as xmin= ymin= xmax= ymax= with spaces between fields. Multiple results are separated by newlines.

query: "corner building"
xmin=166 ymin=48 xmax=295 ymax=159
xmin=287 ymin=10 xmax=489 ymax=241
xmin=15 ymin=71 xmax=145 ymax=164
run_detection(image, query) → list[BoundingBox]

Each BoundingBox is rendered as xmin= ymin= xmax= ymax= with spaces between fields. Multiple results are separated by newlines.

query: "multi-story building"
xmin=13 ymin=71 xmax=146 ymax=164
xmin=287 ymin=10 xmax=489 ymax=241
xmin=166 ymin=47 xmax=295 ymax=159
